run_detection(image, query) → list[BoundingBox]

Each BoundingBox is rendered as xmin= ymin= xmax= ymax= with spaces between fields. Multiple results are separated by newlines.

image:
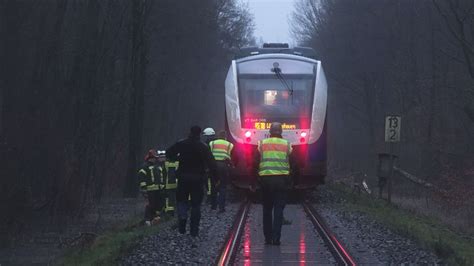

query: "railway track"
xmin=216 ymin=200 xmax=356 ymax=265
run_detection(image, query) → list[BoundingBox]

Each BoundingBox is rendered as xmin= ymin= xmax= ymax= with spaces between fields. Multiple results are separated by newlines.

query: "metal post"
xmin=388 ymin=143 xmax=394 ymax=204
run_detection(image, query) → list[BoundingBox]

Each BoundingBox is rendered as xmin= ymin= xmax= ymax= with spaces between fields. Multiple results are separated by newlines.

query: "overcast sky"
xmin=246 ymin=0 xmax=297 ymax=45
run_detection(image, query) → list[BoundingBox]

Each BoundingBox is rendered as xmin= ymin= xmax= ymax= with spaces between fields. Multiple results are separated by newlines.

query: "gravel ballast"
xmin=121 ymin=203 xmax=239 ymax=265
xmin=313 ymin=187 xmax=442 ymax=265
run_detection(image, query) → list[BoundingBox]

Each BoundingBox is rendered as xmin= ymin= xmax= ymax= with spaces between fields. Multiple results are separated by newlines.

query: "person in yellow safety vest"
xmin=138 ymin=149 xmax=166 ymax=226
xmin=208 ymin=130 xmax=235 ymax=212
xmin=163 ymin=156 xmax=179 ymax=216
xmin=202 ymin=127 xmax=217 ymax=207
xmin=253 ymin=122 xmax=295 ymax=246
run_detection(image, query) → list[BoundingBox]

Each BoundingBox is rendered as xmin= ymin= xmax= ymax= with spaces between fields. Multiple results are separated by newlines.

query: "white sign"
xmin=385 ymin=116 xmax=401 ymax=142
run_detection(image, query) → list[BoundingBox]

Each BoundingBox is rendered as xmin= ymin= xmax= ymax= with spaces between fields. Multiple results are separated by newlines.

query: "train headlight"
xmin=300 ymin=132 xmax=307 ymax=143
xmin=244 ymin=131 xmax=252 ymax=138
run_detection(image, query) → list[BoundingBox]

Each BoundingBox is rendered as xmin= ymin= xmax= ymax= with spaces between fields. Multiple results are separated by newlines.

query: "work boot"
xmin=178 ymin=219 xmax=186 ymax=234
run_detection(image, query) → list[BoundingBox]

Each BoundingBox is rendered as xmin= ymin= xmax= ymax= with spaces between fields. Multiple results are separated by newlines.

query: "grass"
xmin=328 ymin=183 xmax=474 ymax=265
xmin=57 ymin=217 xmax=169 ymax=266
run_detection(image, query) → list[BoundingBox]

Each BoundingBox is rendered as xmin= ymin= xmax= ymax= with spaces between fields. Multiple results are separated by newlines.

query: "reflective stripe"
xmin=140 ymin=181 xmax=147 ymax=187
xmin=258 ymin=138 xmax=291 ymax=176
xmin=261 ymin=143 xmax=289 ymax=152
xmin=165 ymin=198 xmax=175 ymax=212
xmin=165 ymin=161 xmax=179 ymax=169
xmin=165 ymin=183 xmax=177 ymax=189
xmin=138 ymin=169 xmax=147 ymax=175
xmin=212 ymin=150 xmax=229 ymax=154
xmin=146 ymin=184 xmax=161 ymax=191
xmin=207 ymin=178 xmax=212 ymax=195
xmin=259 ymin=166 xmax=291 ymax=171
xmin=149 ymin=166 xmax=155 ymax=183
xmin=260 ymin=158 xmax=288 ymax=163
xmin=165 ymin=161 xmax=178 ymax=188
xmin=212 ymin=144 xmax=230 ymax=150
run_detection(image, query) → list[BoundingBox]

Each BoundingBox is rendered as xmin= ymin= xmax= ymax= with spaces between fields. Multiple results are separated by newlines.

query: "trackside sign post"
xmin=385 ymin=116 xmax=401 ymax=142
xmin=384 ymin=115 xmax=401 ymax=203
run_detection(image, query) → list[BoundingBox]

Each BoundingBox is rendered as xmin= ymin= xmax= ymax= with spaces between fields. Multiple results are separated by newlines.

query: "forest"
xmin=0 ymin=0 xmax=254 ymax=246
xmin=1 ymin=0 xmax=473 ymax=249
xmin=291 ymin=0 xmax=474 ymax=218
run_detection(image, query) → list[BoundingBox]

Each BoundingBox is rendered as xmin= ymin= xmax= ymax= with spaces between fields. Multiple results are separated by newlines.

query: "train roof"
xmin=235 ymin=43 xmax=317 ymax=60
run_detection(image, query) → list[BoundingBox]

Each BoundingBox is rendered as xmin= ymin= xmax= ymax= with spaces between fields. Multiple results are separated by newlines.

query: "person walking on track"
xmin=208 ymin=130 xmax=235 ymax=212
xmin=202 ymin=127 xmax=217 ymax=207
xmin=254 ymin=122 xmax=294 ymax=245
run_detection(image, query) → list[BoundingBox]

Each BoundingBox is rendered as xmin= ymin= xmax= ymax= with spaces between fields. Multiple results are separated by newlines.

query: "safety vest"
xmin=258 ymin=137 xmax=292 ymax=176
xmin=138 ymin=164 xmax=164 ymax=191
xmin=164 ymin=161 xmax=179 ymax=189
xmin=209 ymin=139 xmax=233 ymax=161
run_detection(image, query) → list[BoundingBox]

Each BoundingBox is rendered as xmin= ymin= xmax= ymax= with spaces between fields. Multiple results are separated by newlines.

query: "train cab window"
xmin=238 ymin=75 xmax=314 ymax=128
xmin=263 ymin=90 xmax=278 ymax=105
xmin=237 ymin=58 xmax=316 ymax=129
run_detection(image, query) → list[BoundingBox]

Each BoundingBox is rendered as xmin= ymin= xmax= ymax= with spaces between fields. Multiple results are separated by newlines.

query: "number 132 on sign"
xmin=385 ymin=116 xmax=401 ymax=142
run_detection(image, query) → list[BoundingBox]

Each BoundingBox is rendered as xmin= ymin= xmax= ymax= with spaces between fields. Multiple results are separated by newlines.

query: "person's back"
xmin=255 ymin=122 xmax=292 ymax=246
xmin=168 ymin=137 xmax=210 ymax=176
xmin=209 ymin=130 xmax=234 ymax=212
xmin=166 ymin=126 xmax=216 ymax=237
xmin=202 ymin=127 xmax=217 ymax=206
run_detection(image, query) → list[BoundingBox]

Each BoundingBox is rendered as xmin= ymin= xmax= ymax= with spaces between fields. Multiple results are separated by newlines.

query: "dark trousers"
xmin=261 ymin=175 xmax=289 ymax=242
xmin=145 ymin=190 xmax=165 ymax=221
xmin=208 ymin=176 xmax=217 ymax=208
xmin=176 ymin=175 xmax=204 ymax=236
xmin=216 ymin=161 xmax=230 ymax=210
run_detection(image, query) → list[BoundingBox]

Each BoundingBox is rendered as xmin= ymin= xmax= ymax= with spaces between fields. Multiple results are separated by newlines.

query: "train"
xmin=225 ymin=43 xmax=328 ymax=189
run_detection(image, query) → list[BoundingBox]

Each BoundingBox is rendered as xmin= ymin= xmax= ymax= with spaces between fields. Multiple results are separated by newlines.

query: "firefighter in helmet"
xmin=160 ymin=150 xmax=179 ymax=216
xmin=202 ymin=127 xmax=217 ymax=208
xmin=208 ymin=130 xmax=235 ymax=212
xmin=138 ymin=149 xmax=165 ymax=226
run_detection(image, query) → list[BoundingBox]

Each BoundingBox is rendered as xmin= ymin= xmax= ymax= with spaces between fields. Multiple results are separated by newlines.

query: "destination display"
xmin=243 ymin=117 xmax=299 ymax=130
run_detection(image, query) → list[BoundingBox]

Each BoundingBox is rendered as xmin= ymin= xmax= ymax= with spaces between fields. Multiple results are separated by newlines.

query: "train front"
xmin=225 ymin=50 xmax=327 ymax=189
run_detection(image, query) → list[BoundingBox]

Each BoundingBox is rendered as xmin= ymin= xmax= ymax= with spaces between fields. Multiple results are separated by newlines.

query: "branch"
xmin=432 ymin=0 xmax=474 ymax=78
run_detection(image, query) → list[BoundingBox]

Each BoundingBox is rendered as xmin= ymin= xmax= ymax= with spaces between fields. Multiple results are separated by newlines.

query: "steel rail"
xmin=215 ymin=201 xmax=250 ymax=266
xmin=302 ymin=201 xmax=357 ymax=266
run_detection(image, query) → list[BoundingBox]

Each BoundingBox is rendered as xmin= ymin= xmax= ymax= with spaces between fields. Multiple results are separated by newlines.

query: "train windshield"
xmin=239 ymin=74 xmax=314 ymax=129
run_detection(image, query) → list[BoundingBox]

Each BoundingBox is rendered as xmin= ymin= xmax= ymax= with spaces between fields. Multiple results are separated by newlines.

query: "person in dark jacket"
xmin=138 ymin=149 xmax=166 ymax=226
xmin=166 ymin=126 xmax=217 ymax=237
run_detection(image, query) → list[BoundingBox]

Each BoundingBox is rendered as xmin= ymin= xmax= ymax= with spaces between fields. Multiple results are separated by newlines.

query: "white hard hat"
xmin=203 ymin=127 xmax=215 ymax=136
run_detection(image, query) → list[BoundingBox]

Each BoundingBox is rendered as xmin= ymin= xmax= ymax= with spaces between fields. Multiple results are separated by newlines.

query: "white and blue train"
xmin=225 ymin=43 xmax=328 ymax=189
